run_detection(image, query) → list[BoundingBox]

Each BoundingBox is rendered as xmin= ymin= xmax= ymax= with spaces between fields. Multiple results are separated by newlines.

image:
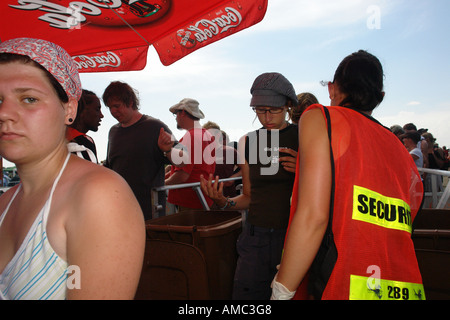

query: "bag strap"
xmin=323 ymin=106 xmax=335 ymax=234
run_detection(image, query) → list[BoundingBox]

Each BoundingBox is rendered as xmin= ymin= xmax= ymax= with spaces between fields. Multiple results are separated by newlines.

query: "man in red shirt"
xmin=165 ymin=98 xmax=216 ymax=211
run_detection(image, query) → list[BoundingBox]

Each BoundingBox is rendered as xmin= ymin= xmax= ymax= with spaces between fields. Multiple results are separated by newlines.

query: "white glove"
xmin=270 ymin=273 xmax=296 ymax=300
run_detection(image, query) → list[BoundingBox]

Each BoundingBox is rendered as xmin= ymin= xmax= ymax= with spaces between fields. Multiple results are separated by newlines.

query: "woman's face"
xmin=254 ymin=106 xmax=288 ymax=130
xmin=0 ymin=61 xmax=71 ymax=164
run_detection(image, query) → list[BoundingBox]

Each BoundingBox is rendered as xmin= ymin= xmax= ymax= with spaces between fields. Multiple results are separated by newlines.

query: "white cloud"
xmin=248 ymin=0 xmax=395 ymax=32
xmin=407 ymin=101 xmax=421 ymax=106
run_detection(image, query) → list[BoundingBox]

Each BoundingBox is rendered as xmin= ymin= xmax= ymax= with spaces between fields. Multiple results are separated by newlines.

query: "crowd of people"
xmin=391 ymin=123 xmax=449 ymax=192
xmin=0 ymin=37 xmax=447 ymax=300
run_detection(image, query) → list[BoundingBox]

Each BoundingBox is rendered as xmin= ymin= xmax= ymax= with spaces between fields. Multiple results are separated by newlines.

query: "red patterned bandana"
xmin=0 ymin=37 xmax=82 ymax=101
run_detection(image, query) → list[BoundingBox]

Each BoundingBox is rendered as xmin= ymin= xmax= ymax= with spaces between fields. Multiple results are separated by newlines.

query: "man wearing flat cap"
xmin=165 ymin=98 xmax=216 ymax=211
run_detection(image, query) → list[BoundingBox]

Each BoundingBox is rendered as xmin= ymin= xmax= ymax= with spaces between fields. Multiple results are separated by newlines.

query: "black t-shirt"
xmin=105 ymin=115 xmax=172 ymax=220
xmin=244 ymin=123 xmax=298 ymax=229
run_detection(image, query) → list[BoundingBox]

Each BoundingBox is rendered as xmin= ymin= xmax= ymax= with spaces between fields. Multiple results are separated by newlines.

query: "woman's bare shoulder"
xmin=61 ymin=157 xmax=141 ymax=217
xmin=67 ymin=157 xmax=127 ymax=188
xmin=60 ymin=157 xmax=144 ymax=246
xmin=0 ymin=185 xmax=20 ymax=212
xmin=61 ymin=158 xmax=145 ymax=299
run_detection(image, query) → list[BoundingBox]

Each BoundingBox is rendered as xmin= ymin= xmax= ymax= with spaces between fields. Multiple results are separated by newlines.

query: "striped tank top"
xmin=0 ymin=154 xmax=70 ymax=300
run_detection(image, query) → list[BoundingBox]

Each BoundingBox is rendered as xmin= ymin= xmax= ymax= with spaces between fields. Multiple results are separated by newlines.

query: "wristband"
xmin=218 ymin=197 xmax=236 ymax=210
xmin=219 ymin=197 xmax=229 ymax=210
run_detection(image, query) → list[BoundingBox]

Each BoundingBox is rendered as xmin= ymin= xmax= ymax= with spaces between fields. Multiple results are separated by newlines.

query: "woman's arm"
xmin=200 ymin=135 xmax=251 ymax=210
xmin=65 ymin=169 xmax=146 ymax=299
xmin=275 ymin=108 xmax=332 ymax=294
xmin=200 ymin=160 xmax=251 ymax=211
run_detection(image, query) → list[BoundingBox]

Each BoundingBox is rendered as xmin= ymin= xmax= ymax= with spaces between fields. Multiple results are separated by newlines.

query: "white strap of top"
xmin=42 ymin=153 xmax=71 ymax=226
xmin=0 ymin=153 xmax=71 ymax=227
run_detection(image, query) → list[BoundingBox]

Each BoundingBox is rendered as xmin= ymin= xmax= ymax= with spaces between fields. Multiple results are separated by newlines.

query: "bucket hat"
xmin=169 ymin=98 xmax=205 ymax=119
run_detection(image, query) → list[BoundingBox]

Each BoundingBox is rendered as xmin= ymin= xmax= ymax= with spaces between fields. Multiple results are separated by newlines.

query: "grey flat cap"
xmin=250 ymin=72 xmax=298 ymax=107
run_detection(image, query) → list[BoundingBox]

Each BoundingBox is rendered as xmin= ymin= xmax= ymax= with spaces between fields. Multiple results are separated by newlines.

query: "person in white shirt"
xmin=401 ymin=131 xmax=423 ymax=169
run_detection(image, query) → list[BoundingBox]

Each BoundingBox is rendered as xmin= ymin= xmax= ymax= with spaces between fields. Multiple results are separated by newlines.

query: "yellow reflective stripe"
xmin=352 ymin=185 xmax=412 ymax=233
xmin=349 ymin=275 xmax=425 ymax=300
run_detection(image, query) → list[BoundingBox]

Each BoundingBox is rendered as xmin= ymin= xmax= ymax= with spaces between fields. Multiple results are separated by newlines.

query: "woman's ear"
xmin=65 ymin=98 xmax=78 ymax=125
xmin=328 ymin=81 xmax=335 ymax=100
xmin=328 ymin=81 xmax=347 ymax=106
xmin=286 ymin=102 xmax=293 ymax=121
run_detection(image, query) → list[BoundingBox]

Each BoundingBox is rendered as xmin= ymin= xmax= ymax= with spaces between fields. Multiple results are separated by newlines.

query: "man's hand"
xmin=158 ymin=127 xmax=174 ymax=152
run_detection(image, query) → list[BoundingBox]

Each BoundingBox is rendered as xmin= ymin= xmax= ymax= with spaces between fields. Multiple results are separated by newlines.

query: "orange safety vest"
xmin=289 ymin=105 xmax=425 ymax=300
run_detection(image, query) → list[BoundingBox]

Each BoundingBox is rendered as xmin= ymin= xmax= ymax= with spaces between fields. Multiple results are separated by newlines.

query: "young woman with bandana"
xmin=0 ymin=38 xmax=145 ymax=300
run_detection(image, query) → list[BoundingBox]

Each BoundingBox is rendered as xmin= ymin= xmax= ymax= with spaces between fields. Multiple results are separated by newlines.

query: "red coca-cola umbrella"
xmin=0 ymin=0 xmax=268 ymax=73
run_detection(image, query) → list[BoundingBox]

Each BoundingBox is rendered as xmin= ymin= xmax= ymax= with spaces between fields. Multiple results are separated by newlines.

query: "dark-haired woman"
xmin=272 ymin=50 xmax=425 ymax=300
xmin=201 ymin=72 xmax=299 ymax=300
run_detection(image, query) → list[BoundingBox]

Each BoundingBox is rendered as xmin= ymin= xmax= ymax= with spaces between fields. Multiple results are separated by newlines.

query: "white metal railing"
xmin=418 ymin=168 xmax=450 ymax=209
xmin=151 ymin=168 xmax=450 ymax=218
xmin=151 ymin=177 xmax=242 ymax=219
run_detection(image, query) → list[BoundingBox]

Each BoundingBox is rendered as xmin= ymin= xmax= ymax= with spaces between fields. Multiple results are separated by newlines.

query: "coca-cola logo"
xmin=178 ymin=7 xmax=243 ymax=48
xmin=73 ymin=51 xmax=121 ymax=70
xmin=176 ymin=29 xmax=196 ymax=49
xmin=9 ymin=0 xmax=171 ymax=29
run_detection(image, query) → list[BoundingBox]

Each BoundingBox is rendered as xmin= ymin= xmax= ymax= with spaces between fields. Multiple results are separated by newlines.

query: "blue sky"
xmin=44 ymin=0 xmax=450 ymax=164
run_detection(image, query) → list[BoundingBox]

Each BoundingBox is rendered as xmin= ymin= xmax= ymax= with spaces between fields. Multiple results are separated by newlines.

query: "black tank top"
xmin=244 ymin=123 xmax=298 ymax=229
